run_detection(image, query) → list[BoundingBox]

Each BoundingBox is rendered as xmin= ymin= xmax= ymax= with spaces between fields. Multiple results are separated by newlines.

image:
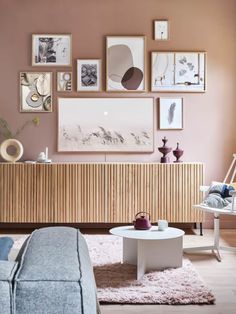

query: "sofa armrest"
xmin=0 ymin=261 xmax=18 ymax=314
xmin=0 ymin=261 xmax=18 ymax=281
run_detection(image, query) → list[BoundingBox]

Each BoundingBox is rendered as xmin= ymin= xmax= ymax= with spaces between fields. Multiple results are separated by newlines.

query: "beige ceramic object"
xmin=0 ymin=139 xmax=24 ymax=162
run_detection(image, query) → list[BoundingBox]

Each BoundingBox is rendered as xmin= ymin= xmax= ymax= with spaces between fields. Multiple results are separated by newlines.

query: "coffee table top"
xmin=109 ymin=226 xmax=185 ymax=240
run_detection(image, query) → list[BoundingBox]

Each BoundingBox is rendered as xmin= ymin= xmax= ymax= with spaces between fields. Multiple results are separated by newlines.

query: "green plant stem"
xmin=14 ymin=120 xmax=31 ymax=138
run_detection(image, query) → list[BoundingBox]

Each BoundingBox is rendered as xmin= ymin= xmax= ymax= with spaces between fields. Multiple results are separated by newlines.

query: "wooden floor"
xmin=3 ymin=229 xmax=236 ymax=314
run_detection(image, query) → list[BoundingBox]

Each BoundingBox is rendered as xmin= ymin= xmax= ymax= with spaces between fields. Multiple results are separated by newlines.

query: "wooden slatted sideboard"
xmin=0 ymin=162 xmax=204 ymax=224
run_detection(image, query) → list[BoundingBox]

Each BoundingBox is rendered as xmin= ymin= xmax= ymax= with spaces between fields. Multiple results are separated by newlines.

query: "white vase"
xmin=0 ymin=138 xmax=24 ymax=162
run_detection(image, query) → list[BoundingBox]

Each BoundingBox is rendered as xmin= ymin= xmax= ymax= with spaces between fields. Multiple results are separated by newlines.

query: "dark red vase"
xmin=158 ymin=137 xmax=172 ymax=163
xmin=173 ymin=142 xmax=184 ymax=163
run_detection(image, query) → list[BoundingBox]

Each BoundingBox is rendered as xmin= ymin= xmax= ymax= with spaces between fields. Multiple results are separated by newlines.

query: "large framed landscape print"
xmin=58 ymin=98 xmax=153 ymax=152
xmin=106 ymin=36 xmax=146 ymax=92
xmin=151 ymin=52 xmax=206 ymax=92
xmin=32 ymin=34 xmax=72 ymax=66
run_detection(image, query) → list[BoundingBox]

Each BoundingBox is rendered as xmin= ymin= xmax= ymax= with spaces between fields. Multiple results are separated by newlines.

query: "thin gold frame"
xmin=153 ymin=20 xmax=170 ymax=41
xmin=57 ymin=97 xmax=154 ymax=153
xmin=151 ymin=51 xmax=207 ymax=93
xmin=158 ymin=97 xmax=184 ymax=130
xmin=19 ymin=71 xmax=53 ymax=113
xmin=106 ymin=36 xmax=146 ymax=92
xmin=32 ymin=34 xmax=72 ymax=66
xmin=76 ymin=59 xmax=102 ymax=92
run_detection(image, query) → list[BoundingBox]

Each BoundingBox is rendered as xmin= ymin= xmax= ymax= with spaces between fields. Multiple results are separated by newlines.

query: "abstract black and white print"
xmin=159 ymin=98 xmax=183 ymax=130
xmin=20 ymin=72 xmax=52 ymax=112
xmin=106 ymin=37 xmax=145 ymax=91
xmin=32 ymin=35 xmax=71 ymax=66
xmin=77 ymin=59 xmax=101 ymax=91
xmin=58 ymin=98 xmax=153 ymax=152
xmin=81 ymin=64 xmax=97 ymax=86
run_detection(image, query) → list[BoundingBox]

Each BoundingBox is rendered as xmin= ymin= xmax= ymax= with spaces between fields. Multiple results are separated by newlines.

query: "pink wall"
xmin=0 ymin=0 xmax=236 ymax=226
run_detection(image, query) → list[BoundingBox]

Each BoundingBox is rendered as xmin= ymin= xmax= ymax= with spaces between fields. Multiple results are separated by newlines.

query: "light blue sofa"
xmin=0 ymin=227 xmax=100 ymax=314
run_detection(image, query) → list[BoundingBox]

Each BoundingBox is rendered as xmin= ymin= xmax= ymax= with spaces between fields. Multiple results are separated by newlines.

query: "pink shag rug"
xmin=84 ymin=234 xmax=215 ymax=305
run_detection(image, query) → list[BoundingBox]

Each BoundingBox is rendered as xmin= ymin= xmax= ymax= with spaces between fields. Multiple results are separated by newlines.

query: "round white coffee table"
xmin=110 ymin=225 xmax=185 ymax=280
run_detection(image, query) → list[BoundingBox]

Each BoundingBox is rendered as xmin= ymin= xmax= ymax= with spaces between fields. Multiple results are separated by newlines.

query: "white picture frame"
xmin=32 ymin=34 xmax=72 ymax=66
xmin=77 ymin=59 xmax=101 ymax=92
xmin=106 ymin=36 xmax=146 ymax=92
xmin=159 ymin=97 xmax=183 ymax=130
xmin=151 ymin=51 xmax=206 ymax=92
xmin=20 ymin=72 xmax=52 ymax=112
xmin=58 ymin=97 xmax=154 ymax=152
xmin=154 ymin=20 xmax=169 ymax=40
xmin=57 ymin=72 xmax=72 ymax=92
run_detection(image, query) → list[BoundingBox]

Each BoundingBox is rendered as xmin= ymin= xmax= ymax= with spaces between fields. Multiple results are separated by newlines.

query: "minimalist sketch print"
xmin=32 ymin=35 xmax=71 ymax=66
xmin=154 ymin=20 xmax=169 ymax=40
xmin=175 ymin=53 xmax=199 ymax=85
xmin=20 ymin=72 xmax=52 ymax=112
xmin=152 ymin=53 xmax=174 ymax=87
xmin=57 ymin=72 xmax=72 ymax=92
xmin=81 ymin=64 xmax=97 ymax=86
xmin=159 ymin=98 xmax=183 ymax=130
xmin=168 ymin=102 xmax=176 ymax=124
xmin=106 ymin=36 xmax=145 ymax=91
xmin=77 ymin=59 xmax=101 ymax=91
xmin=58 ymin=98 xmax=153 ymax=152
xmin=151 ymin=52 xmax=206 ymax=92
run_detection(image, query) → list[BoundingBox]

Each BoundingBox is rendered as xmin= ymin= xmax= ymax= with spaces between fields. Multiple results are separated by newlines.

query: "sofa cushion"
xmin=0 ymin=237 xmax=14 ymax=260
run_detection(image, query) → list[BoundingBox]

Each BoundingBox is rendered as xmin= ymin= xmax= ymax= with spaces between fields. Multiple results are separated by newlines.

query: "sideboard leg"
xmin=200 ymin=222 xmax=203 ymax=236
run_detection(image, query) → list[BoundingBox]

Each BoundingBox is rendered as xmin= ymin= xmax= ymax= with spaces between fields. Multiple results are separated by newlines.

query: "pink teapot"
xmin=133 ymin=211 xmax=152 ymax=230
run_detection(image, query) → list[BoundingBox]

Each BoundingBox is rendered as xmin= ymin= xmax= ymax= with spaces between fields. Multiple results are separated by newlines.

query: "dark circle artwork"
xmin=121 ymin=67 xmax=143 ymax=90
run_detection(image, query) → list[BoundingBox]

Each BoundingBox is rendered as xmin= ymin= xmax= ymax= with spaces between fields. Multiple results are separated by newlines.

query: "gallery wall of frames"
xmin=19 ymin=20 xmax=206 ymax=153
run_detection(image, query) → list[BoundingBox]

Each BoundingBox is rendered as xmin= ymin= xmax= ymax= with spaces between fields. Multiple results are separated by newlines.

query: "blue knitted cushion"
xmin=0 ymin=237 xmax=14 ymax=260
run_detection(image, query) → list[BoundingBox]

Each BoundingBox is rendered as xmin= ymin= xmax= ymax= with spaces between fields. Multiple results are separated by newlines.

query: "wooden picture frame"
xmin=158 ymin=97 xmax=183 ymax=130
xmin=106 ymin=36 xmax=146 ymax=92
xmin=32 ymin=34 xmax=72 ymax=66
xmin=20 ymin=72 xmax=52 ymax=112
xmin=77 ymin=59 xmax=102 ymax=92
xmin=58 ymin=97 xmax=154 ymax=152
xmin=151 ymin=51 xmax=206 ymax=92
xmin=154 ymin=20 xmax=169 ymax=40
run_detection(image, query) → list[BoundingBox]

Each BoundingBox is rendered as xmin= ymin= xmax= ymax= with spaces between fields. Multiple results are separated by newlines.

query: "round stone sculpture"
xmin=0 ymin=139 xmax=24 ymax=162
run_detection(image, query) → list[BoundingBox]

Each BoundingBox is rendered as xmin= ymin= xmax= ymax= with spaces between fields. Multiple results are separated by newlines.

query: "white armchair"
xmin=184 ymin=154 xmax=236 ymax=261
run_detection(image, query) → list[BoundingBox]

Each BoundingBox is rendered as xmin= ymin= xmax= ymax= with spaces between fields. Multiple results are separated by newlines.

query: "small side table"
xmin=110 ymin=226 xmax=185 ymax=280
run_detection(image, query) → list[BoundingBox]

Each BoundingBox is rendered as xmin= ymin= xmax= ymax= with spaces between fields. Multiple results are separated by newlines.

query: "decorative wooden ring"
xmin=0 ymin=139 xmax=24 ymax=162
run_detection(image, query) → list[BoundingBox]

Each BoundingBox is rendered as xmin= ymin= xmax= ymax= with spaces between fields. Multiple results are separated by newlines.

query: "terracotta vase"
xmin=173 ymin=142 xmax=184 ymax=163
xmin=158 ymin=137 xmax=172 ymax=163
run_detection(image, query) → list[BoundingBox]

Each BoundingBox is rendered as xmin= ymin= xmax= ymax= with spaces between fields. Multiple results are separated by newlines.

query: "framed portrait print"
xmin=77 ymin=59 xmax=101 ymax=92
xmin=154 ymin=20 xmax=169 ymax=40
xmin=57 ymin=72 xmax=72 ymax=92
xmin=20 ymin=72 xmax=52 ymax=112
xmin=106 ymin=36 xmax=146 ymax=92
xmin=159 ymin=98 xmax=183 ymax=130
xmin=32 ymin=34 xmax=72 ymax=66
xmin=151 ymin=51 xmax=206 ymax=92
xmin=58 ymin=97 xmax=154 ymax=152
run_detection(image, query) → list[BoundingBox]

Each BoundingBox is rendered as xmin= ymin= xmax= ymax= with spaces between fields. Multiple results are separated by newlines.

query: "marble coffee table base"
xmin=123 ymin=237 xmax=183 ymax=280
